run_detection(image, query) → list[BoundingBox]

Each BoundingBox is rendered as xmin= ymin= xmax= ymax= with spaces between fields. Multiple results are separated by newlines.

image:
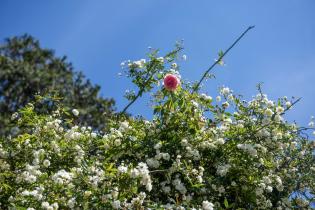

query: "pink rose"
xmin=163 ymin=74 xmax=180 ymax=91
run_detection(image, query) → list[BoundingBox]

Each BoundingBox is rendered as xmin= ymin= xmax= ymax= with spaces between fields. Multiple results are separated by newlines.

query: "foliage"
xmin=0 ymin=43 xmax=314 ymax=209
xmin=0 ymin=35 xmax=116 ymax=136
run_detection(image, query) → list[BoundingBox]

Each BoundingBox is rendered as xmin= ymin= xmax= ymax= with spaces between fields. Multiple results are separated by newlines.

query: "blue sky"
xmin=1 ymin=0 xmax=314 ymax=126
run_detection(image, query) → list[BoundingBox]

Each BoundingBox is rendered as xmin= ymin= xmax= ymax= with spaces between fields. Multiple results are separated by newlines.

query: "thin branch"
xmin=120 ymin=66 xmax=157 ymax=115
xmin=149 ymin=169 xmax=168 ymax=174
xmin=296 ymin=127 xmax=315 ymax=132
xmin=271 ymin=97 xmax=302 ymax=121
xmin=193 ymin=25 xmax=255 ymax=92
xmin=254 ymin=97 xmax=302 ymax=134
xmin=282 ymin=97 xmax=302 ymax=115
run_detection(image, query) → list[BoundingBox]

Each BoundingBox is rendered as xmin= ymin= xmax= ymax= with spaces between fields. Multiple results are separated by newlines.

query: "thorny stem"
xmin=193 ymin=25 xmax=255 ymax=93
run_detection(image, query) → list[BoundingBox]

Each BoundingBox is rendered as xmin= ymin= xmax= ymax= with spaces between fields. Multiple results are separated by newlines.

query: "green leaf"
xmin=218 ymin=50 xmax=224 ymax=57
xmin=224 ymin=198 xmax=229 ymax=208
xmin=157 ymin=73 xmax=163 ymax=79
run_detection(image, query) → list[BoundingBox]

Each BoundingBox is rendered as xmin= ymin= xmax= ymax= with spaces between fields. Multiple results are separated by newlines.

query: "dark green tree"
xmin=0 ymin=34 xmax=116 ymax=136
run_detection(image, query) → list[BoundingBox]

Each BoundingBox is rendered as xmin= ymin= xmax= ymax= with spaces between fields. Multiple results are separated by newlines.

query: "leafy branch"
xmin=120 ymin=46 xmax=183 ymax=115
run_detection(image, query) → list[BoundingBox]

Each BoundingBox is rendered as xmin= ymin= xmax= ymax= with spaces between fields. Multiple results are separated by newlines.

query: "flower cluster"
xmin=0 ymin=47 xmax=314 ymax=209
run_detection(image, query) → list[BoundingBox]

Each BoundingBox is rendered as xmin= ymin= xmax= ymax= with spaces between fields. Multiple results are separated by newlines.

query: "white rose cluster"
xmin=0 ymin=50 xmax=314 ymax=209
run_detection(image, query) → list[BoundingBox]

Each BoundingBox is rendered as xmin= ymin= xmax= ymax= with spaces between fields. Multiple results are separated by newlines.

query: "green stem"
xmin=193 ymin=25 xmax=255 ymax=93
xmin=120 ymin=69 xmax=157 ymax=115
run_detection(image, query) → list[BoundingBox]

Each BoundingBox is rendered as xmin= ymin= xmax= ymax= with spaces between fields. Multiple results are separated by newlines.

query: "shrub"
xmin=0 ymin=28 xmax=314 ymax=209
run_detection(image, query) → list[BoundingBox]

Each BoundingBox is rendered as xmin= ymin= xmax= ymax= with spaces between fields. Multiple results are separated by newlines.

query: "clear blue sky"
xmin=1 ymin=0 xmax=314 ymax=126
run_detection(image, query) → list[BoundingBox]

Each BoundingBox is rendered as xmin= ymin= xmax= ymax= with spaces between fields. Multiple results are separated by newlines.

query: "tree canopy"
xmin=0 ymin=35 xmax=116 ymax=136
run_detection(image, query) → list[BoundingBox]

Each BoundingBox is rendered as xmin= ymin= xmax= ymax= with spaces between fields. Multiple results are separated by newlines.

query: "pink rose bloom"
xmin=164 ymin=74 xmax=180 ymax=91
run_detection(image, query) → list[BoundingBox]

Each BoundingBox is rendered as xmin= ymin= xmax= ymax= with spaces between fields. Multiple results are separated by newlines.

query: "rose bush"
xmin=0 ymin=41 xmax=314 ymax=209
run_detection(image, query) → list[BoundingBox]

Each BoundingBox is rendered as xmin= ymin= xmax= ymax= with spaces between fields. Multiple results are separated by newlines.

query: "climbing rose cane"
xmin=163 ymin=74 xmax=180 ymax=91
